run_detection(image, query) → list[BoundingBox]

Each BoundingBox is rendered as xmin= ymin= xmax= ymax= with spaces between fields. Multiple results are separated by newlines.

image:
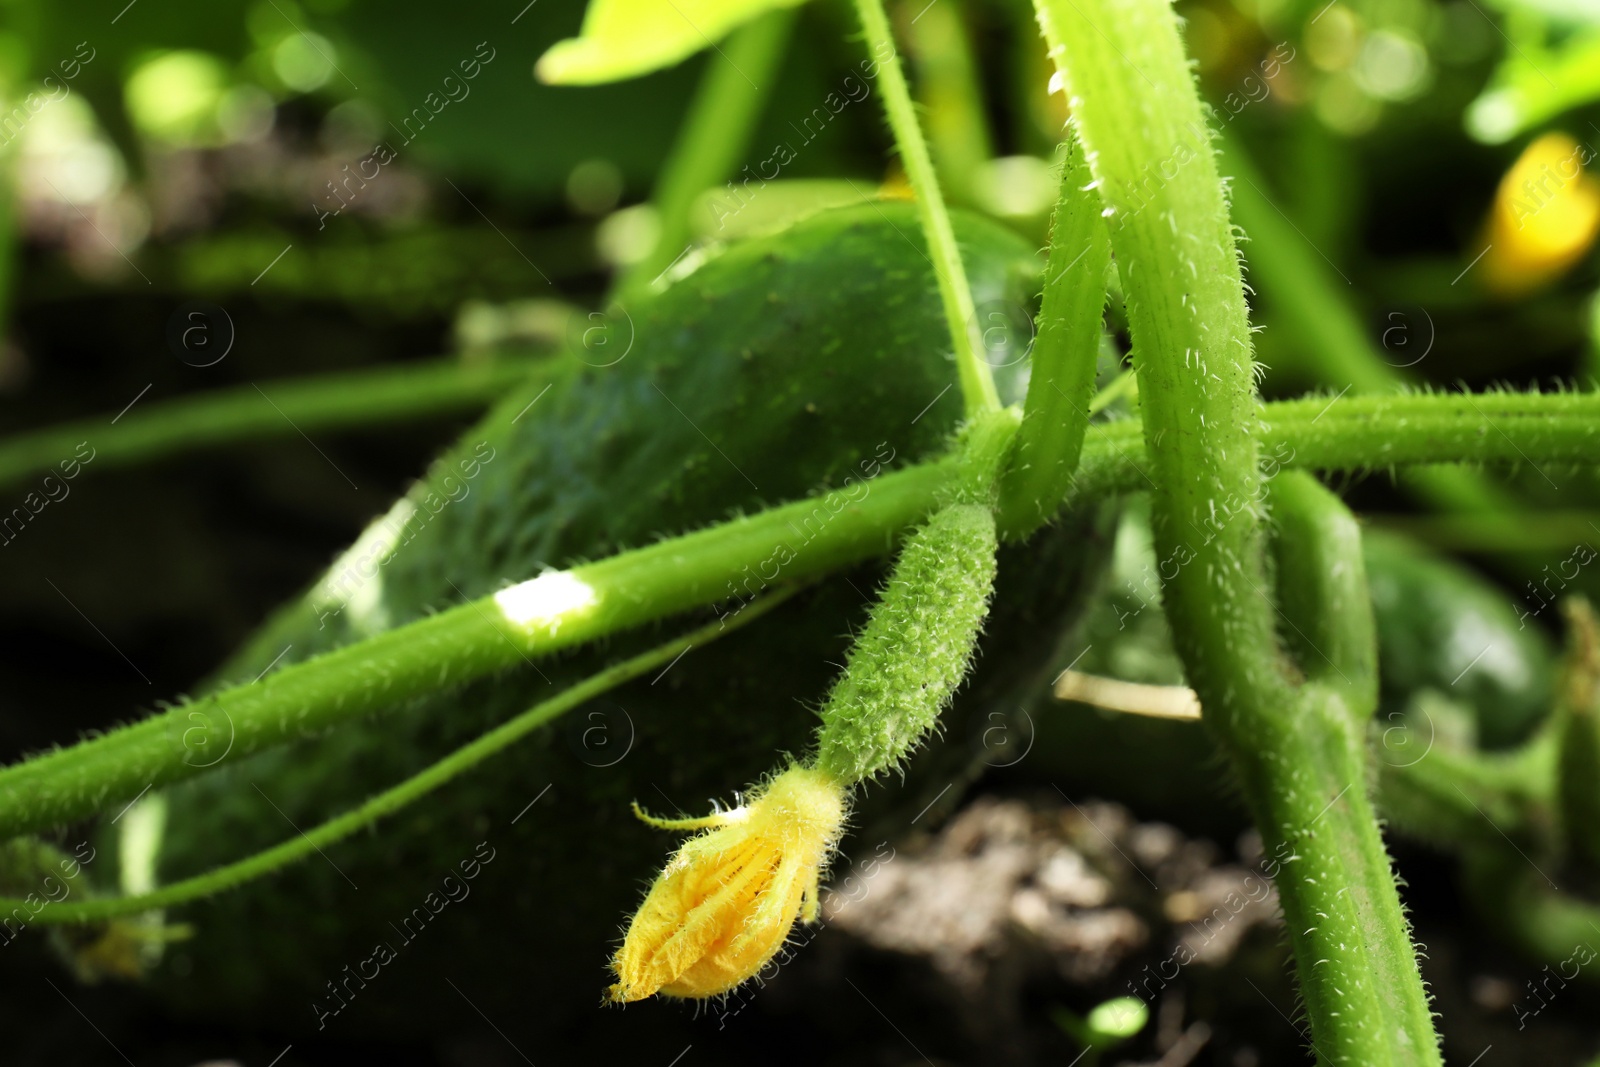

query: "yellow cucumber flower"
xmin=1481 ymin=131 xmax=1600 ymax=297
xmin=609 ymin=764 xmax=848 ymax=1002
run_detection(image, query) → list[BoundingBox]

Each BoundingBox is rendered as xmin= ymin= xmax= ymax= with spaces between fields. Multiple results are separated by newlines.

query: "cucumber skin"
xmin=1026 ymin=517 xmax=1558 ymax=838
xmin=1364 ymin=529 xmax=1555 ymax=748
xmin=146 ymin=205 xmax=1110 ymax=1030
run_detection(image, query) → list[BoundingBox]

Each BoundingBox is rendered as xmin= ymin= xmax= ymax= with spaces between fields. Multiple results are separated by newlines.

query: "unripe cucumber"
xmin=816 ymin=502 xmax=999 ymax=783
xmin=1030 ymin=514 xmax=1558 ymax=834
xmin=1364 ymin=529 xmax=1555 ymax=748
xmin=142 ymin=204 xmax=1111 ymax=1031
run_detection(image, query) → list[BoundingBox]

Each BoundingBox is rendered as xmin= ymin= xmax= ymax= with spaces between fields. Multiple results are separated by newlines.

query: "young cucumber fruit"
xmin=142 ymin=203 xmax=1113 ymax=1031
xmin=1364 ymin=528 xmax=1555 ymax=748
xmin=1029 ymin=512 xmax=1557 ymax=836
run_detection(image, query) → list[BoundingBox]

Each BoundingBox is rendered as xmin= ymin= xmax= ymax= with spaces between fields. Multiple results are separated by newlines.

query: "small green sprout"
xmin=1051 ymin=995 xmax=1150 ymax=1060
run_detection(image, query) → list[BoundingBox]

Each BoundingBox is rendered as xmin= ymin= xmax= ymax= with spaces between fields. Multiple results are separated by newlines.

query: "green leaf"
xmin=1482 ymin=0 xmax=1600 ymax=27
xmin=1464 ymin=23 xmax=1600 ymax=143
xmin=536 ymin=0 xmax=804 ymax=85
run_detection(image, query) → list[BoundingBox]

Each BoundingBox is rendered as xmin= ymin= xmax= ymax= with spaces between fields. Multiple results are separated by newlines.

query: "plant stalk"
xmin=619 ymin=9 xmax=795 ymax=294
xmin=1032 ymin=0 xmax=1441 ymax=1058
xmin=0 ymin=357 xmax=544 ymax=491
xmin=1216 ymin=132 xmax=1532 ymax=571
xmin=2 ymin=390 xmax=1598 ymax=840
xmin=996 ymin=128 xmax=1111 ymax=539
xmin=851 ymin=0 xmax=999 ymax=417
xmin=0 ymin=588 xmax=798 ymax=924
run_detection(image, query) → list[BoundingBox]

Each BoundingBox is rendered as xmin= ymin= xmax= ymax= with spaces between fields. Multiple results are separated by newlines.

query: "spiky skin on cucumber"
xmin=144 ymin=204 xmax=1112 ymax=1031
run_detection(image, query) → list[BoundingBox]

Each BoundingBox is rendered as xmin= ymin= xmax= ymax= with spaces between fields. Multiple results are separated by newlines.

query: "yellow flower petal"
xmin=609 ymin=764 xmax=847 ymax=1002
xmin=1482 ymin=131 xmax=1600 ymax=297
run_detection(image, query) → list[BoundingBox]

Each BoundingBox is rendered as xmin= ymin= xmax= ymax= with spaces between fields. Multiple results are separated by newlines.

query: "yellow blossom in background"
xmin=1481 ymin=131 xmax=1600 ymax=297
xmin=609 ymin=764 xmax=848 ymax=1002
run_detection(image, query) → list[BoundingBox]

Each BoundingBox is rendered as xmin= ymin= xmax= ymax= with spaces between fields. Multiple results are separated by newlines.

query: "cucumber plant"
xmin=3 ymin=0 xmax=1600 ymax=1060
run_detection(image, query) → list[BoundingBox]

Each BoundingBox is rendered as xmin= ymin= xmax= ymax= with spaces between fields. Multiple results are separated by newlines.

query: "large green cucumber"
xmin=140 ymin=203 xmax=1113 ymax=1031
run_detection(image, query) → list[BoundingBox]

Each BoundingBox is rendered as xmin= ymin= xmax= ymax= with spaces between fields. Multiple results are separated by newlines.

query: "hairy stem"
xmin=0 ymin=590 xmax=797 ymax=925
xmin=1262 ymin=475 xmax=1439 ymax=1061
xmin=1216 ymin=133 xmax=1528 ymax=566
xmin=1034 ymin=0 xmax=1440 ymax=1058
xmin=996 ymin=129 xmax=1111 ymax=539
xmin=851 ymin=0 xmax=998 ymax=417
xmin=0 ymin=357 xmax=543 ymax=491
xmin=2 ymin=389 xmax=1599 ymax=839
xmin=620 ymin=10 xmax=794 ymax=293
xmin=1034 ymin=0 xmax=1281 ymax=723
xmin=1232 ymin=690 xmax=1437 ymax=1060
xmin=1066 ymin=390 xmax=1600 ymax=510
xmin=908 ymin=0 xmax=993 ymax=206
xmin=0 ymin=461 xmax=953 ymax=839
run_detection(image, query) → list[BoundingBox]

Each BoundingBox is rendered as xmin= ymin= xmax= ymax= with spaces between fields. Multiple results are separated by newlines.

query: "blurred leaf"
xmin=1483 ymin=0 xmax=1600 ymax=27
xmin=18 ymin=0 xmax=704 ymax=199
xmin=15 ymin=0 xmax=850 ymax=204
xmin=1465 ymin=23 xmax=1600 ymax=142
xmin=158 ymin=226 xmax=597 ymax=311
xmin=333 ymin=0 xmax=700 ymax=197
xmin=535 ymin=0 xmax=805 ymax=84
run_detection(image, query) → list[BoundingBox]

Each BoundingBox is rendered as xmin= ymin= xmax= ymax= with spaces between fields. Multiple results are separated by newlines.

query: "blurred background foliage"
xmin=4 ymin=0 xmax=1600 ymax=1061
xmin=0 ymin=0 xmax=1595 ymax=385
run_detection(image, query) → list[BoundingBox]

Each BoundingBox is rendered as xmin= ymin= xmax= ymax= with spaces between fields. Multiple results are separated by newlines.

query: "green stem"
xmin=1034 ymin=0 xmax=1439 ymax=1058
xmin=1377 ymin=729 xmax=1555 ymax=852
xmin=1261 ymin=476 xmax=1440 ymax=1061
xmin=1216 ymin=133 xmax=1528 ymax=564
xmin=3 ymin=389 xmax=1599 ymax=840
xmin=0 ymin=357 xmax=543 ymax=491
xmin=619 ymin=10 xmax=794 ymax=294
xmin=1462 ymin=848 xmax=1600 ymax=974
xmin=1267 ymin=472 xmax=1375 ymax=709
xmin=1034 ymin=0 xmax=1280 ymax=724
xmin=996 ymin=129 xmax=1111 ymax=538
xmin=1255 ymin=390 xmax=1600 ymax=474
xmin=1 ymin=589 xmax=798 ymax=925
xmin=1060 ymin=390 xmax=1600 ymax=507
xmin=1231 ymin=694 xmax=1438 ymax=1060
xmin=908 ymin=0 xmax=993 ymax=207
xmin=851 ymin=0 xmax=999 ymax=417
xmin=0 ymin=459 xmax=953 ymax=839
